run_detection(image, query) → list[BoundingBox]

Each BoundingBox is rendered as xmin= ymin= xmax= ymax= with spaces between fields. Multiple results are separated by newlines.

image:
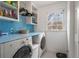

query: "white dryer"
xmin=38 ymin=32 xmax=46 ymax=57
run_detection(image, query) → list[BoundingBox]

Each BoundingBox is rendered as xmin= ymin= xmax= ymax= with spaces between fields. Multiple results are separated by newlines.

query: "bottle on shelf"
xmin=0 ymin=6 xmax=3 ymax=16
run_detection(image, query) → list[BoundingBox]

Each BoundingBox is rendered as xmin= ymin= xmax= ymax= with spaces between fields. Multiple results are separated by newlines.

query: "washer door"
xmin=40 ymin=37 xmax=46 ymax=50
xmin=13 ymin=45 xmax=32 ymax=58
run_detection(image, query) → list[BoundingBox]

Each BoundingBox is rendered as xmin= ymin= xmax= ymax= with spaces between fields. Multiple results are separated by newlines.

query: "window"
xmin=48 ymin=9 xmax=64 ymax=31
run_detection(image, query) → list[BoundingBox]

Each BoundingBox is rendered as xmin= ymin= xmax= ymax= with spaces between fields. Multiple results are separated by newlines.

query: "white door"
xmin=78 ymin=10 xmax=79 ymax=58
xmin=75 ymin=1 xmax=79 ymax=58
xmin=77 ymin=2 xmax=79 ymax=58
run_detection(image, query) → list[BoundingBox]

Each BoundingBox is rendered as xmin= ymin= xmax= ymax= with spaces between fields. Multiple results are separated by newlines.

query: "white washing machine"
xmin=38 ymin=32 xmax=46 ymax=57
xmin=0 ymin=37 xmax=33 ymax=58
xmin=31 ymin=44 xmax=39 ymax=58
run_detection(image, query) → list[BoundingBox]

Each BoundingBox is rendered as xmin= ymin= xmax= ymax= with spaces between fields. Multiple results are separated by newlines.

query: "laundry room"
xmin=0 ymin=0 xmax=79 ymax=58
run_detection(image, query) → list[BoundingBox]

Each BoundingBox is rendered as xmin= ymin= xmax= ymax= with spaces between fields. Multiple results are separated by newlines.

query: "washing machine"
xmin=13 ymin=37 xmax=33 ymax=58
xmin=38 ymin=32 xmax=46 ymax=57
xmin=0 ymin=37 xmax=32 ymax=58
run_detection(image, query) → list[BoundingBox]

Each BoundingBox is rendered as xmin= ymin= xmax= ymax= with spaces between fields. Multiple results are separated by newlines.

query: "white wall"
xmin=46 ymin=32 xmax=67 ymax=52
xmin=75 ymin=1 xmax=79 ymax=57
xmin=37 ymin=2 xmax=68 ymax=53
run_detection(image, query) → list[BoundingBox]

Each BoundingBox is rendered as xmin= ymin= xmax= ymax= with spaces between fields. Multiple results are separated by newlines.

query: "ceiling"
xmin=32 ymin=1 xmax=56 ymax=8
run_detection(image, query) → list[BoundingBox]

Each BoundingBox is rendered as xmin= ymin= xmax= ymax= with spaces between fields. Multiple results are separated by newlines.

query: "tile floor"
xmin=41 ymin=51 xmax=57 ymax=58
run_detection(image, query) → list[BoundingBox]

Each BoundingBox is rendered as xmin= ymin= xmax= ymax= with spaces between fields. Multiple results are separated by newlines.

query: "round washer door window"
xmin=40 ymin=37 xmax=46 ymax=50
xmin=13 ymin=45 xmax=32 ymax=58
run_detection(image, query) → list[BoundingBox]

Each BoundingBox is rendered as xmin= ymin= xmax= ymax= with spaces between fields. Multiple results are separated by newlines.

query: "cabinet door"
xmin=32 ymin=48 xmax=38 ymax=58
xmin=0 ymin=44 xmax=4 ymax=58
xmin=3 ymin=39 xmax=27 ymax=58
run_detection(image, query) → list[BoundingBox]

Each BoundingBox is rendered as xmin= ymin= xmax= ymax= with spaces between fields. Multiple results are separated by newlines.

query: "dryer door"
xmin=40 ymin=37 xmax=46 ymax=50
xmin=13 ymin=45 xmax=32 ymax=58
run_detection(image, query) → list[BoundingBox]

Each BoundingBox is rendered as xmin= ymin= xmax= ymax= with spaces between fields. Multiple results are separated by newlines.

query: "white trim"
xmin=0 ymin=16 xmax=18 ymax=21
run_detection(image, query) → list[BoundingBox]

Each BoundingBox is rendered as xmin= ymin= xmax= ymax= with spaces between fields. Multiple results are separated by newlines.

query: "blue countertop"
xmin=0 ymin=32 xmax=43 ymax=44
